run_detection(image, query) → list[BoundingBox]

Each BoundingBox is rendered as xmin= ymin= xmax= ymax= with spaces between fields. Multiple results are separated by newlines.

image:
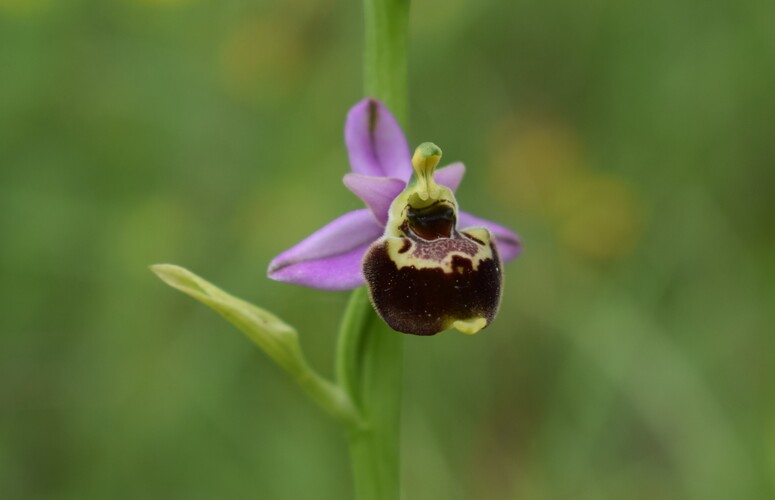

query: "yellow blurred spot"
xmin=488 ymin=113 xmax=644 ymax=261
xmin=218 ymin=17 xmax=306 ymax=104
xmin=489 ymin=116 xmax=583 ymax=215
xmin=0 ymin=0 xmax=50 ymax=17
xmin=554 ymin=174 xmax=643 ymax=261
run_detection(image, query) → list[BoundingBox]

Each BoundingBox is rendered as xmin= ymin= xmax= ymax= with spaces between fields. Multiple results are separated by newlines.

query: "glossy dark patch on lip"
xmin=363 ymin=239 xmax=502 ymax=335
xmin=405 ymin=202 xmax=455 ymax=240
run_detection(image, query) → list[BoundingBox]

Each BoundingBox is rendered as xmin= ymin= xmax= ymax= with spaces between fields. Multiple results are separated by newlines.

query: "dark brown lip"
xmin=362 ymin=238 xmax=502 ymax=336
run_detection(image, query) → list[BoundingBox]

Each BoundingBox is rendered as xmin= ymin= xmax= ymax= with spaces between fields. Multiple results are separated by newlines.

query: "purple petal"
xmin=345 ymin=98 xmax=412 ymax=179
xmin=434 ymin=162 xmax=465 ymax=191
xmin=270 ymin=244 xmax=373 ymax=291
xmin=343 ymin=173 xmax=405 ymax=225
xmin=268 ymin=209 xmax=383 ymax=290
xmin=458 ymin=211 xmax=523 ymax=262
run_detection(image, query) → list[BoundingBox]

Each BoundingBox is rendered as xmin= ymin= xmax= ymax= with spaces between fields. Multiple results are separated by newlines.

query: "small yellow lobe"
xmin=452 ymin=317 xmax=487 ymax=335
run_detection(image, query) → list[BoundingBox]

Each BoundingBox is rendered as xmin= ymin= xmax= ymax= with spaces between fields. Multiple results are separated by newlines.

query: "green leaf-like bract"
xmin=151 ymin=264 xmax=362 ymax=427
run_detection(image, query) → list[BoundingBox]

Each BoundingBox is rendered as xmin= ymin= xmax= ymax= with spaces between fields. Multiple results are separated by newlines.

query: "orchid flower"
xmin=268 ymin=98 xmax=521 ymax=335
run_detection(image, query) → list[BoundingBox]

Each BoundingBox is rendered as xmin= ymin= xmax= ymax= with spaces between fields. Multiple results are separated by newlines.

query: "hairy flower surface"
xmin=268 ymin=99 xmax=521 ymax=334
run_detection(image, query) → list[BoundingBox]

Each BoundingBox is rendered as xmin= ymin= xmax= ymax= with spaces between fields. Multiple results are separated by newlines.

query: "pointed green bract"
xmin=150 ymin=264 xmax=362 ymax=427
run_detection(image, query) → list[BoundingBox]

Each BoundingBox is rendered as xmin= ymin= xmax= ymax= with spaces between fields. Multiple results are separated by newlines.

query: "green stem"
xmin=338 ymin=288 xmax=403 ymax=500
xmin=363 ymin=0 xmax=410 ymax=126
xmin=337 ymin=1 xmax=409 ymax=498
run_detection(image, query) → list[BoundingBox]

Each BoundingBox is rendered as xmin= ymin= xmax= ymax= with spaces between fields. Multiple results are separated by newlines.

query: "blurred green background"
xmin=1 ymin=0 xmax=773 ymax=498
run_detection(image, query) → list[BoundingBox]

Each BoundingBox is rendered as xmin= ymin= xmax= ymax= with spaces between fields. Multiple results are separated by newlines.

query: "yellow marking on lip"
xmin=385 ymin=235 xmax=495 ymax=272
xmin=452 ymin=317 xmax=487 ymax=335
xmin=461 ymin=227 xmax=490 ymax=244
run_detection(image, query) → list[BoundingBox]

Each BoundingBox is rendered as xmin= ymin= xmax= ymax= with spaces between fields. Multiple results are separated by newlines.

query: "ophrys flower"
xmin=268 ymin=99 xmax=521 ymax=335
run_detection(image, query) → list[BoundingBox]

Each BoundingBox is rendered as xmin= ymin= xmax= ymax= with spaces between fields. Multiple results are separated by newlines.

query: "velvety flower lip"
xmin=267 ymin=98 xmax=522 ymax=291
